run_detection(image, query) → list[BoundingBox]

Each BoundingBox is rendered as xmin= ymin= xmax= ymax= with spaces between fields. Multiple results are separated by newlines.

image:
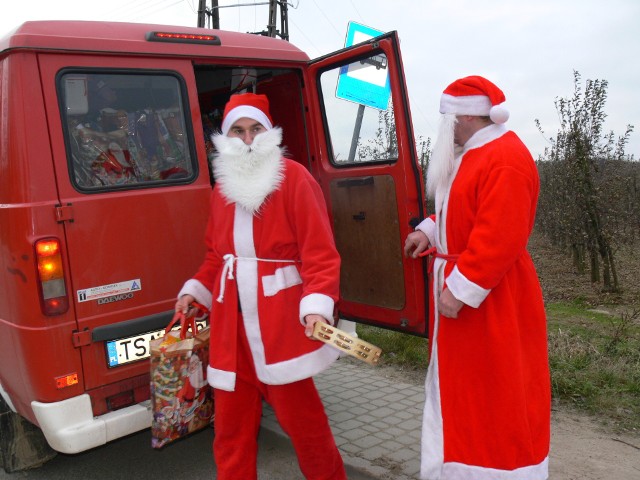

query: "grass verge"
xmin=547 ymin=301 xmax=640 ymax=433
xmin=357 ymin=302 xmax=640 ymax=434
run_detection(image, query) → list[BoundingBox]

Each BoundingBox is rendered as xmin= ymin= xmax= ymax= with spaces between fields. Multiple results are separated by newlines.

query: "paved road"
xmin=0 ymin=421 xmax=376 ymax=480
xmin=1 ymin=357 xmax=421 ymax=479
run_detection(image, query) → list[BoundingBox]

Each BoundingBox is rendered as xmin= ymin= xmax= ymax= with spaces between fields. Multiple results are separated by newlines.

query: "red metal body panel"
xmin=0 ymin=21 xmax=309 ymax=62
xmin=0 ymin=21 xmax=426 ymax=450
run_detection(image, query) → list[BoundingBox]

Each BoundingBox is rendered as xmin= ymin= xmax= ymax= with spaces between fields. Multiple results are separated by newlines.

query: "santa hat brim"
xmin=221 ymin=105 xmax=273 ymax=135
xmin=440 ymin=94 xmax=492 ymax=116
xmin=440 ymin=93 xmax=509 ymax=124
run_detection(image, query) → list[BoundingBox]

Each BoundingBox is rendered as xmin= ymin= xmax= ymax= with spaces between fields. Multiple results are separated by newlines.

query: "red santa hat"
xmin=220 ymin=93 xmax=274 ymax=135
xmin=439 ymin=75 xmax=510 ymax=124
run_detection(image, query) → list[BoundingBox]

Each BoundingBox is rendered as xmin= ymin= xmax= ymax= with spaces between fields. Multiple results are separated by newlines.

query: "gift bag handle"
xmin=165 ymin=302 xmax=210 ymax=339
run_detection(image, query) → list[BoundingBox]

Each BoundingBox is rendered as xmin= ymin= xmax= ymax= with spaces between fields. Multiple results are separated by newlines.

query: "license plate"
xmin=106 ymin=320 xmax=207 ymax=368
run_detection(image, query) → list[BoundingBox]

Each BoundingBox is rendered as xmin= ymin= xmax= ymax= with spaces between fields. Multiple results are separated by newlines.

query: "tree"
xmin=357 ymin=105 xmax=431 ymax=171
xmin=536 ymin=71 xmax=634 ymax=292
xmin=356 ymin=107 xmax=398 ymax=162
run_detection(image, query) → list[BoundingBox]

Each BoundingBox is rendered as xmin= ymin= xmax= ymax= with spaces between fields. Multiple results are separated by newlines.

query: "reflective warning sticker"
xmin=77 ymin=279 xmax=142 ymax=303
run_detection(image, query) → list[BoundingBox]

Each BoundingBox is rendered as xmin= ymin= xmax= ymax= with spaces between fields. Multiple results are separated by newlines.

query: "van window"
xmin=319 ymin=52 xmax=398 ymax=165
xmin=59 ymin=72 xmax=196 ymax=190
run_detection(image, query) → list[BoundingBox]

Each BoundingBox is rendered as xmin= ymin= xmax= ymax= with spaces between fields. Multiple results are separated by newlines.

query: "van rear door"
xmin=38 ymin=54 xmax=211 ymax=399
xmin=306 ymin=32 xmax=429 ymax=336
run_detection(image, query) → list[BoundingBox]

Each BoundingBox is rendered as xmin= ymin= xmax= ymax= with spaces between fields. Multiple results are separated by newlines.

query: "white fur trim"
xmin=463 ymin=124 xmax=509 ymax=153
xmin=212 ymin=127 xmax=285 ymax=214
xmin=229 ymin=205 xmax=339 ymax=386
xmin=416 ymin=217 xmax=437 ymax=247
xmin=440 ymin=93 xmax=493 ymax=116
xmin=446 ymin=265 xmax=490 ymax=308
xmin=207 ymin=365 xmax=236 ymax=392
xmin=262 ymin=265 xmax=302 ymax=297
xmin=178 ymin=279 xmax=213 ymax=310
xmin=234 ymin=206 xmax=259 ymax=317
xmin=437 ymin=456 xmax=549 ymax=480
xmin=221 ymin=105 xmax=273 ymax=135
xmin=420 ymin=312 xmax=444 ymax=479
xmin=255 ymin=344 xmax=340 ymax=385
xmin=299 ymin=293 xmax=335 ymax=326
xmin=489 ymin=104 xmax=510 ymax=124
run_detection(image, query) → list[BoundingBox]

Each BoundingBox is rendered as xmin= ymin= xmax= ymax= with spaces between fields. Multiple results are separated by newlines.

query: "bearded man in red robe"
xmin=405 ymin=76 xmax=551 ymax=480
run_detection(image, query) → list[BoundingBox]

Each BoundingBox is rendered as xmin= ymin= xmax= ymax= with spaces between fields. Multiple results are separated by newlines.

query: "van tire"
xmin=0 ymin=397 xmax=57 ymax=472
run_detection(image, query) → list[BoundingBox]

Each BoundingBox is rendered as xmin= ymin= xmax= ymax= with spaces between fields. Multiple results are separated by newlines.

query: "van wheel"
xmin=0 ymin=396 xmax=57 ymax=472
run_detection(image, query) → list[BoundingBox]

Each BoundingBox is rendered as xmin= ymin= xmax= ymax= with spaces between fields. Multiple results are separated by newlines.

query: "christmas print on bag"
xmin=150 ymin=308 xmax=213 ymax=448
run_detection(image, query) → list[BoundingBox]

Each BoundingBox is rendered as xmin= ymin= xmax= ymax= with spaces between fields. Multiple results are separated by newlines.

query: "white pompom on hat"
xmin=439 ymin=75 xmax=510 ymax=124
xmin=221 ymin=93 xmax=274 ymax=135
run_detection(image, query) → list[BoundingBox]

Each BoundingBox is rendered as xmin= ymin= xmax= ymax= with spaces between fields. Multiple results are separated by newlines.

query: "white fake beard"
xmin=426 ymin=114 xmax=457 ymax=199
xmin=212 ymin=127 xmax=285 ymax=214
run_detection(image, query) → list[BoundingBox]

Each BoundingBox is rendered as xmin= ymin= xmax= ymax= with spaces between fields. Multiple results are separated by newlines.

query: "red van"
xmin=0 ymin=20 xmax=427 ymax=469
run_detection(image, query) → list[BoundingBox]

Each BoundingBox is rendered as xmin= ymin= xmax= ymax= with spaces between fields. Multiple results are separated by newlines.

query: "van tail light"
xmin=35 ymin=238 xmax=69 ymax=315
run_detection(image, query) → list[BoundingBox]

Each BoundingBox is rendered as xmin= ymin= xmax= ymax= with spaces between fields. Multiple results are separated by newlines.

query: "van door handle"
xmin=337 ymin=176 xmax=374 ymax=188
xmin=352 ymin=211 xmax=366 ymax=221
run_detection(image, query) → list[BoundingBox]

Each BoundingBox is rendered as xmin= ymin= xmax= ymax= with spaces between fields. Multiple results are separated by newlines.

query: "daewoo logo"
xmin=97 ymin=293 xmax=134 ymax=305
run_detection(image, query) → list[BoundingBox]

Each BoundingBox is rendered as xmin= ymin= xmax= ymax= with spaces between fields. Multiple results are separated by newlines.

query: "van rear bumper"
xmin=31 ymin=394 xmax=151 ymax=454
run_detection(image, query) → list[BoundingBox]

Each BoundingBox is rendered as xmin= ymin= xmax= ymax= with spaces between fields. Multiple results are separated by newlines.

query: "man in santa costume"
xmin=175 ymin=93 xmax=346 ymax=479
xmin=404 ymin=76 xmax=551 ymax=480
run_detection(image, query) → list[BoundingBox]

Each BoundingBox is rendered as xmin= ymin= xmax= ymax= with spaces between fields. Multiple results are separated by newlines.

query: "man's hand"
xmin=175 ymin=294 xmax=195 ymax=315
xmin=438 ymin=288 xmax=464 ymax=318
xmin=304 ymin=314 xmax=327 ymax=339
xmin=404 ymin=230 xmax=430 ymax=258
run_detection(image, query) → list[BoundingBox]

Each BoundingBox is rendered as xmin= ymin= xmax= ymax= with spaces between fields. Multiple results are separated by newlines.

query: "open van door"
xmin=306 ymin=32 xmax=428 ymax=336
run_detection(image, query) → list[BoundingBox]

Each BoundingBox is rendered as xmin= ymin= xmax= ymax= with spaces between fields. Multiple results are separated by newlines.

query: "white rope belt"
xmin=216 ymin=254 xmax=298 ymax=303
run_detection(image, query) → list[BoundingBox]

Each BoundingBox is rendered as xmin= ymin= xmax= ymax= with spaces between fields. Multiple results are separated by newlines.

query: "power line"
xmin=102 ymin=0 xmax=164 ymax=21
xmin=309 ymin=0 xmax=342 ymax=37
xmin=347 ymin=0 xmax=364 ymax=22
xmin=105 ymin=0 xmax=180 ymax=22
xmin=128 ymin=0 xmax=184 ymax=22
xmin=288 ymin=18 xmax=323 ymax=56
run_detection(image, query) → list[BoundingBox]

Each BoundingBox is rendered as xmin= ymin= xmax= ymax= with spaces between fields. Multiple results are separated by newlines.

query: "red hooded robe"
xmin=179 ymin=127 xmax=341 ymax=391
xmin=417 ymin=124 xmax=551 ymax=480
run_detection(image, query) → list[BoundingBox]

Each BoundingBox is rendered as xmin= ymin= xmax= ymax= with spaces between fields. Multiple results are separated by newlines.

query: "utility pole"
xmin=197 ymin=0 xmax=219 ymax=29
xmin=196 ymin=1 xmax=288 ymax=41
xmin=266 ymin=0 xmax=288 ymax=40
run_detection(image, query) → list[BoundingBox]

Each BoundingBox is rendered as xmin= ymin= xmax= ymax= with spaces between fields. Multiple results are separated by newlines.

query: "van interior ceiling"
xmin=193 ymin=65 xmax=308 ymax=171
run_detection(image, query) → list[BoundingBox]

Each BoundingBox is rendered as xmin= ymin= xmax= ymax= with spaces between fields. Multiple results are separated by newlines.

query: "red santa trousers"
xmin=212 ymin=318 xmax=346 ymax=480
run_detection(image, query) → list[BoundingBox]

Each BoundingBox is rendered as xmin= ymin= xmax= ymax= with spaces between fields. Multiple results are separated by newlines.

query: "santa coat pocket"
xmin=261 ymin=264 xmax=302 ymax=297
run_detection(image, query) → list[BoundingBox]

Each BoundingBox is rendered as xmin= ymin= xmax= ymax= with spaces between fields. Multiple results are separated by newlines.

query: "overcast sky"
xmin=2 ymin=0 xmax=638 ymax=159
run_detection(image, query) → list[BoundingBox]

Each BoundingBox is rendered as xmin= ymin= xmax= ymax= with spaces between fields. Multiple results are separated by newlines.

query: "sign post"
xmin=337 ymin=22 xmax=390 ymax=162
xmin=336 ymin=22 xmax=390 ymax=110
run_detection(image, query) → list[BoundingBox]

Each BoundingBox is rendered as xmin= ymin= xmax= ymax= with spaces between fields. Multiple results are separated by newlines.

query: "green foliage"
xmin=356 ymin=324 xmax=429 ymax=366
xmin=547 ymin=304 xmax=640 ymax=432
xmin=535 ymin=70 xmax=635 ymax=293
xmin=357 ymin=106 xmax=398 ymax=162
xmin=356 ymin=103 xmax=432 ymax=175
xmin=357 ymin=304 xmax=640 ymax=433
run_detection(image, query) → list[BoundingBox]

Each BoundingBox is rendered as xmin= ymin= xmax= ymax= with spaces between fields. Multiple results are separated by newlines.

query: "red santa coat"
xmin=179 ymin=128 xmax=341 ymax=391
xmin=416 ymin=124 xmax=551 ymax=480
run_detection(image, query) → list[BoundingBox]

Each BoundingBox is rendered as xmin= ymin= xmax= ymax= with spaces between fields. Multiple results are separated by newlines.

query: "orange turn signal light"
xmin=55 ymin=373 xmax=79 ymax=389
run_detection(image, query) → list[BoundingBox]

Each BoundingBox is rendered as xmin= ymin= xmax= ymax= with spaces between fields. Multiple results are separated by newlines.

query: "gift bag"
xmin=150 ymin=305 xmax=213 ymax=448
